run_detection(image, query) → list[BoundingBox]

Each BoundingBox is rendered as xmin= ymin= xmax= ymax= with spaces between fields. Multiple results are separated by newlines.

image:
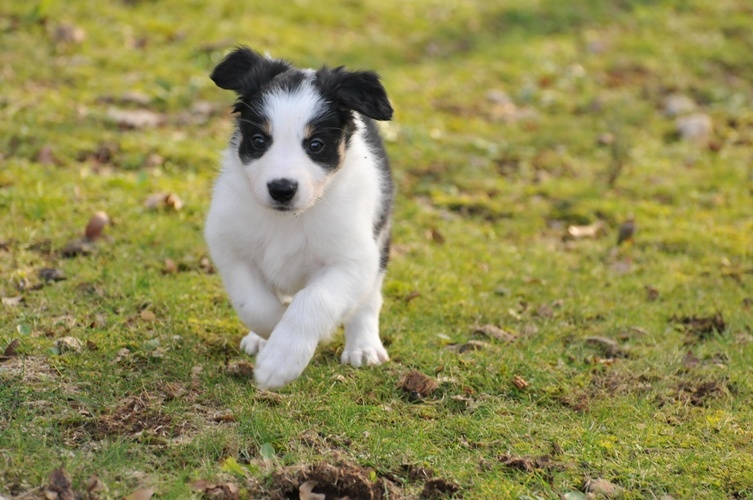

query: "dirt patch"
xmin=670 ymin=312 xmax=726 ymax=340
xmin=498 ymin=454 xmax=565 ymax=474
xmin=88 ymin=393 xmax=185 ymax=440
xmin=674 ymin=379 xmax=731 ymax=406
xmin=420 ymin=477 xmax=461 ymax=499
xmin=398 ymin=371 xmax=439 ymax=401
xmin=251 ymin=462 xmax=405 ymax=499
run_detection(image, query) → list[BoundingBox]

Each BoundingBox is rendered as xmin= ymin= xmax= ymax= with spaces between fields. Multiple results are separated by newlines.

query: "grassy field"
xmin=1 ymin=0 xmax=752 ymax=498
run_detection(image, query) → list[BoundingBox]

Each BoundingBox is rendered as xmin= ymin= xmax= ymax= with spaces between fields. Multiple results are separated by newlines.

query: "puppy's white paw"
xmin=239 ymin=331 xmax=267 ymax=355
xmin=253 ymin=336 xmax=316 ymax=390
xmin=341 ymin=342 xmax=389 ymax=368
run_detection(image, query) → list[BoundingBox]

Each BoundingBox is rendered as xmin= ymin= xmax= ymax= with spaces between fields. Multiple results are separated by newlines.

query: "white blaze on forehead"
xmin=263 ymin=81 xmax=324 ymax=140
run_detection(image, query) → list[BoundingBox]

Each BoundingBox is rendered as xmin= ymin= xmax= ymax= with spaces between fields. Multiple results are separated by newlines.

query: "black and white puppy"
xmin=205 ymin=47 xmax=394 ymax=389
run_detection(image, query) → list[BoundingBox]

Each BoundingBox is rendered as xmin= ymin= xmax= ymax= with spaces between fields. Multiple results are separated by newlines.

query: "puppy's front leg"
xmin=214 ymin=257 xmax=286 ymax=353
xmin=254 ymin=266 xmax=366 ymax=389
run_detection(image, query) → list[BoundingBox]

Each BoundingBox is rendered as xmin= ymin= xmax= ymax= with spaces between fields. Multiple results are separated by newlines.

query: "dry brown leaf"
xmin=39 ymin=268 xmax=66 ymax=283
xmin=86 ymin=473 xmax=105 ymax=496
xmin=144 ymin=192 xmax=183 ymax=211
xmin=584 ymin=336 xmax=628 ymax=358
xmin=85 ymin=211 xmax=110 ymax=240
xmin=189 ymin=480 xmax=239 ymax=500
xmin=452 ymin=340 xmax=488 ymax=353
xmin=472 ymin=324 xmax=516 ymax=342
xmin=55 ymin=337 xmax=84 ymax=354
xmin=227 ymin=360 xmax=255 ymax=379
xmin=211 ymin=409 xmax=236 ymax=423
xmin=140 ymin=309 xmax=157 ymax=322
xmin=512 ymin=375 xmax=529 ymax=390
xmin=299 ymin=481 xmax=326 ymax=500
xmin=123 ymin=487 xmax=155 ymax=500
xmin=2 ymin=296 xmax=24 ymax=307
xmin=62 ymin=237 xmax=96 ymax=258
xmin=162 ymin=258 xmax=178 ymax=274
xmin=2 ymin=339 xmax=20 ymax=358
xmin=564 ymin=221 xmax=606 ymax=240
xmin=681 ymin=351 xmax=700 ymax=369
xmin=398 ymin=371 xmax=439 ymax=400
xmin=44 ymin=465 xmax=75 ymax=500
xmin=584 ymin=477 xmax=624 ymax=497
xmin=108 ymin=108 xmax=165 ymax=129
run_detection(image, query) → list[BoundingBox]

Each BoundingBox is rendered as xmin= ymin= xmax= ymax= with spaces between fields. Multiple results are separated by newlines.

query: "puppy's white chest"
xmin=254 ymin=228 xmax=323 ymax=295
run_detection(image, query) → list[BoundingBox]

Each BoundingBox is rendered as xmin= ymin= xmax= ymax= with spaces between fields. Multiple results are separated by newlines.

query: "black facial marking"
xmin=234 ymin=97 xmax=271 ymax=163
xmin=304 ymin=110 xmax=356 ymax=171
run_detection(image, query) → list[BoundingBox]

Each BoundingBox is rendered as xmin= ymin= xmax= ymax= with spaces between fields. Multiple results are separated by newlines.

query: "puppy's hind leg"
xmin=342 ymin=273 xmax=389 ymax=367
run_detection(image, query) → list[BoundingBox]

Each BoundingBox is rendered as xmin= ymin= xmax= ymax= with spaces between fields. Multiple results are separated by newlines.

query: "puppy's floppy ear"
xmin=210 ymin=46 xmax=290 ymax=95
xmin=316 ymin=67 xmax=393 ymax=121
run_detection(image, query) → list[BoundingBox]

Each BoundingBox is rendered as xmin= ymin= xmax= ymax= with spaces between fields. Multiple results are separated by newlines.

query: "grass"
xmin=1 ymin=0 xmax=752 ymax=497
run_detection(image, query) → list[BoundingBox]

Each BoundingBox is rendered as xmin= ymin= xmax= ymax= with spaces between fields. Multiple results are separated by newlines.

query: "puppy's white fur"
xmin=205 ymin=49 xmax=392 ymax=389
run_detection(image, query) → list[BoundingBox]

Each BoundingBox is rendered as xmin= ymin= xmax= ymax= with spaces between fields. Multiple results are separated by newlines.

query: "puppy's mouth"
xmin=271 ymin=204 xmax=296 ymax=213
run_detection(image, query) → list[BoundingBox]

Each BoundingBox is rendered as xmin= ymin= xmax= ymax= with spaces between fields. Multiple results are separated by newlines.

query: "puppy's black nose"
xmin=267 ymin=179 xmax=298 ymax=203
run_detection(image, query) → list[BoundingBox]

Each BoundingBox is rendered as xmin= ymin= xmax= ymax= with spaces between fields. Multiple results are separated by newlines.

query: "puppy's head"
xmin=211 ymin=47 xmax=393 ymax=213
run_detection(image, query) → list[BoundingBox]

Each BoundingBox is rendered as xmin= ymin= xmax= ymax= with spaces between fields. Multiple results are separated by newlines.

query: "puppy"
xmin=205 ymin=47 xmax=394 ymax=389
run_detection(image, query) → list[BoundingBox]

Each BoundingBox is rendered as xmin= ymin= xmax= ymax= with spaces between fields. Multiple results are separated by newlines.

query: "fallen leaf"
xmin=398 ymin=371 xmax=439 ymax=401
xmin=45 ymin=465 xmax=75 ymax=500
xmin=2 ymin=296 xmax=24 ymax=307
xmin=53 ymin=23 xmax=85 ymax=44
xmin=39 ymin=268 xmax=66 ymax=283
xmin=144 ymin=192 xmax=183 ymax=210
xmin=299 ymin=481 xmax=325 ymax=500
xmin=472 ymin=324 xmax=516 ymax=342
xmin=123 ymin=487 xmax=155 ymax=500
xmin=86 ymin=473 xmax=105 ymax=496
xmin=584 ymin=336 xmax=628 ymax=358
xmin=427 ymin=228 xmax=445 ymax=245
xmin=211 ymin=409 xmax=236 ymax=423
xmin=85 ymin=211 xmax=110 ymax=240
xmin=512 ymin=375 xmax=529 ymax=390
xmin=54 ymin=337 xmax=84 ymax=354
xmin=189 ymin=480 xmax=239 ymax=500
xmin=226 ymin=360 xmax=254 ymax=379
xmin=162 ymin=258 xmax=178 ymax=274
xmin=108 ymin=107 xmax=165 ymax=129
xmin=421 ymin=478 xmax=461 ymax=498
xmin=113 ymin=347 xmax=131 ymax=364
xmin=563 ymin=221 xmax=606 ymax=240
xmin=583 ymin=477 xmax=624 ymax=497
xmin=616 ymin=216 xmax=636 ymax=245
xmin=61 ymin=237 xmax=96 ymax=258
xmin=682 ymin=351 xmax=700 ymax=369
xmin=2 ymin=339 xmax=20 ymax=359
xmin=140 ymin=309 xmax=157 ymax=322
xmin=451 ymin=340 xmax=488 ymax=353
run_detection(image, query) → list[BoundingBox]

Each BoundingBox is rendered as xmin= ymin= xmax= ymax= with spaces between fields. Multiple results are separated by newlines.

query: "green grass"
xmin=2 ymin=0 xmax=753 ymax=498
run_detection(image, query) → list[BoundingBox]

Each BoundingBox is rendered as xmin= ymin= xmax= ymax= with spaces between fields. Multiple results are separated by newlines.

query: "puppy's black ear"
xmin=210 ymin=46 xmax=290 ymax=95
xmin=316 ymin=67 xmax=393 ymax=121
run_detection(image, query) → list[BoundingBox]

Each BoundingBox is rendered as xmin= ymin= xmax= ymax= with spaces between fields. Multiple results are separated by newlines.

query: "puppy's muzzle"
xmin=267 ymin=179 xmax=298 ymax=204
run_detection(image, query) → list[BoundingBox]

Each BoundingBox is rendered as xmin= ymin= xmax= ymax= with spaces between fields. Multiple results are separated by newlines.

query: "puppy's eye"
xmin=308 ymin=138 xmax=324 ymax=153
xmin=251 ymin=134 xmax=267 ymax=150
